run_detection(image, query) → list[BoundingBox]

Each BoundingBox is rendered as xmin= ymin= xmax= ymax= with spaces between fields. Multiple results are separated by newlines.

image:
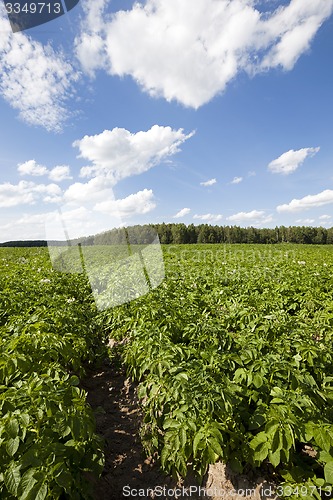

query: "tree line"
xmin=1 ymin=223 xmax=333 ymax=247
xmin=91 ymin=223 xmax=333 ymax=245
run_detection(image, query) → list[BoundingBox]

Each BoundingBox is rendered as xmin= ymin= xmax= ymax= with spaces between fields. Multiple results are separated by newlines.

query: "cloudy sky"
xmin=0 ymin=0 xmax=333 ymax=242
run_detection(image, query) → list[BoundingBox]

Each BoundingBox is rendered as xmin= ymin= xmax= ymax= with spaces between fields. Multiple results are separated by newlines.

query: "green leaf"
xmin=6 ymin=436 xmax=20 ymax=456
xmin=160 ymin=447 xmax=170 ymax=469
xmin=25 ymin=482 xmax=48 ymax=500
xmin=249 ymin=431 xmax=267 ymax=450
xmin=179 ymin=427 xmax=187 ymax=448
xmin=206 ymin=444 xmax=218 ymax=464
xmin=270 ymin=386 xmax=284 ymax=398
xmin=163 ymin=418 xmax=180 ymax=430
xmin=64 ymin=439 xmax=76 ymax=447
xmin=324 ymin=462 xmax=333 ymax=484
xmin=253 ymin=373 xmax=263 ymax=388
xmin=271 ymin=428 xmax=282 ymax=453
xmin=314 ymin=427 xmax=331 ymax=452
xmin=249 ymin=413 xmax=266 ymax=430
xmin=270 ymin=397 xmax=284 ymax=404
xmin=193 ymin=430 xmax=205 ymax=458
xmin=318 ymin=450 xmax=333 ymax=464
xmin=69 ymin=375 xmax=80 ymax=386
xmin=21 ymin=446 xmax=41 ymax=468
xmin=20 ymin=414 xmax=30 ymax=427
xmin=4 ymin=466 xmax=21 ymax=496
xmin=304 ymin=422 xmax=314 ymax=441
xmin=18 ymin=469 xmax=37 ymax=499
xmin=265 ymin=421 xmax=279 ymax=437
xmin=7 ymin=418 xmax=19 ymax=438
xmin=268 ymin=449 xmax=280 ymax=467
xmin=55 ymin=470 xmax=72 ymax=492
xmin=70 ymin=415 xmax=81 ymax=440
xmin=254 ymin=441 xmax=269 ymax=462
xmin=208 ymin=437 xmax=222 ymax=457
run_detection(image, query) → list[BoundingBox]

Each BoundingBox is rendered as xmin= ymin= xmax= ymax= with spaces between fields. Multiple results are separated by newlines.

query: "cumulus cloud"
xmin=277 ymin=189 xmax=333 ymax=212
xmin=63 ymin=177 xmax=113 ymax=205
xmin=193 ymin=213 xmax=223 ymax=222
xmin=74 ymin=125 xmax=194 ymax=184
xmin=259 ymin=1 xmax=333 ymax=70
xmin=319 ymin=214 xmax=332 ymax=220
xmin=0 ymin=180 xmax=62 ymax=207
xmin=94 ymin=189 xmax=156 ymax=217
xmin=18 ymin=160 xmax=48 ymax=177
xmin=18 ymin=160 xmax=72 ymax=182
xmin=64 ymin=125 xmax=193 ymax=207
xmin=0 ymin=16 xmax=78 ymax=131
xmin=227 ymin=210 xmax=273 ymax=224
xmin=173 ymin=207 xmax=191 ymax=218
xmin=200 ymin=178 xmax=217 ymax=187
xmin=268 ymin=147 xmax=320 ymax=175
xmin=0 ymin=212 xmax=50 ymax=241
xmin=48 ymin=166 xmax=72 ymax=182
xmin=74 ymin=0 xmax=109 ymax=76
xmin=76 ymin=0 xmax=333 ymax=108
xmin=231 ymin=176 xmax=243 ymax=184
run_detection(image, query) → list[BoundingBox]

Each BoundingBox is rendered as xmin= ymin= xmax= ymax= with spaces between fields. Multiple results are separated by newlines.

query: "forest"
xmin=89 ymin=223 xmax=333 ymax=246
xmin=1 ymin=223 xmax=333 ymax=247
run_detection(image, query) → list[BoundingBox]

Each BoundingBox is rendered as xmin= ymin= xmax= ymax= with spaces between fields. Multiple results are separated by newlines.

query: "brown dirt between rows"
xmin=81 ymin=352 xmax=277 ymax=500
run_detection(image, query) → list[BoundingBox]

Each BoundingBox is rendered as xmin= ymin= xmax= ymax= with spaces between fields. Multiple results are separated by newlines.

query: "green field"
xmin=1 ymin=244 xmax=333 ymax=499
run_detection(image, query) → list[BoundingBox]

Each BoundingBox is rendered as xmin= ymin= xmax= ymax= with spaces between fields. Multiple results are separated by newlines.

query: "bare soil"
xmin=81 ymin=355 xmax=277 ymax=500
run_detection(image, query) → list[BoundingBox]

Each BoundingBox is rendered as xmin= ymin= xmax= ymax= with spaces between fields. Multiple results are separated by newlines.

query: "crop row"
xmin=102 ymin=244 xmax=333 ymax=499
xmin=0 ymin=248 xmax=105 ymax=499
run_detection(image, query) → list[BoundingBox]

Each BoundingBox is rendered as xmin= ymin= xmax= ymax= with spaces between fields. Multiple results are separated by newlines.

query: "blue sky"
xmin=0 ymin=0 xmax=333 ymax=242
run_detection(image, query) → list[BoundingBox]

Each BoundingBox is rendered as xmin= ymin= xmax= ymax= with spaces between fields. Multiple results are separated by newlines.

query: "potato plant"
xmin=0 ymin=248 xmax=104 ymax=499
xmin=102 ymin=244 xmax=333 ymax=499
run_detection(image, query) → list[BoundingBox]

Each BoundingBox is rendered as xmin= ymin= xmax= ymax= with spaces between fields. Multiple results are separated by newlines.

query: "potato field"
xmin=1 ymin=244 xmax=333 ymax=499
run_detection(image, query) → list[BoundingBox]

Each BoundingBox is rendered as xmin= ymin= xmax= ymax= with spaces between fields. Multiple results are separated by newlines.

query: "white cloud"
xmin=0 ymin=180 xmax=62 ymax=207
xmin=18 ymin=160 xmax=48 ymax=177
xmin=63 ymin=177 xmax=113 ymax=205
xmin=18 ymin=160 xmax=72 ymax=182
xmin=94 ymin=189 xmax=156 ymax=217
xmin=193 ymin=213 xmax=223 ymax=222
xmin=0 ymin=17 xmax=78 ymax=132
xmin=319 ymin=214 xmax=332 ymax=220
xmin=74 ymin=125 xmax=194 ymax=184
xmin=74 ymin=0 xmax=109 ymax=77
xmin=0 ymin=206 xmax=118 ymax=242
xmin=0 ymin=212 xmax=49 ymax=241
xmin=277 ymin=189 xmax=333 ymax=212
xmin=268 ymin=147 xmax=320 ymax=175
xmin=49 ymin=166 xmax=72 ymax=182
xmin=45 ymin=206 xmax=116 ymax=240
xmin=231 ymin=176 xmax=243 ymax=184
xmin=200 ymin=178 xmax=217 ymax=187
xmin=227 ymin=210 xmax=273 ymax=224
xmin=173 ymin=207 xmax=191 ymax=218
xmin=259 ymin=1 xmax=333 ymax=70
xmin=76 ymin=0 xmax=333 ymax=108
